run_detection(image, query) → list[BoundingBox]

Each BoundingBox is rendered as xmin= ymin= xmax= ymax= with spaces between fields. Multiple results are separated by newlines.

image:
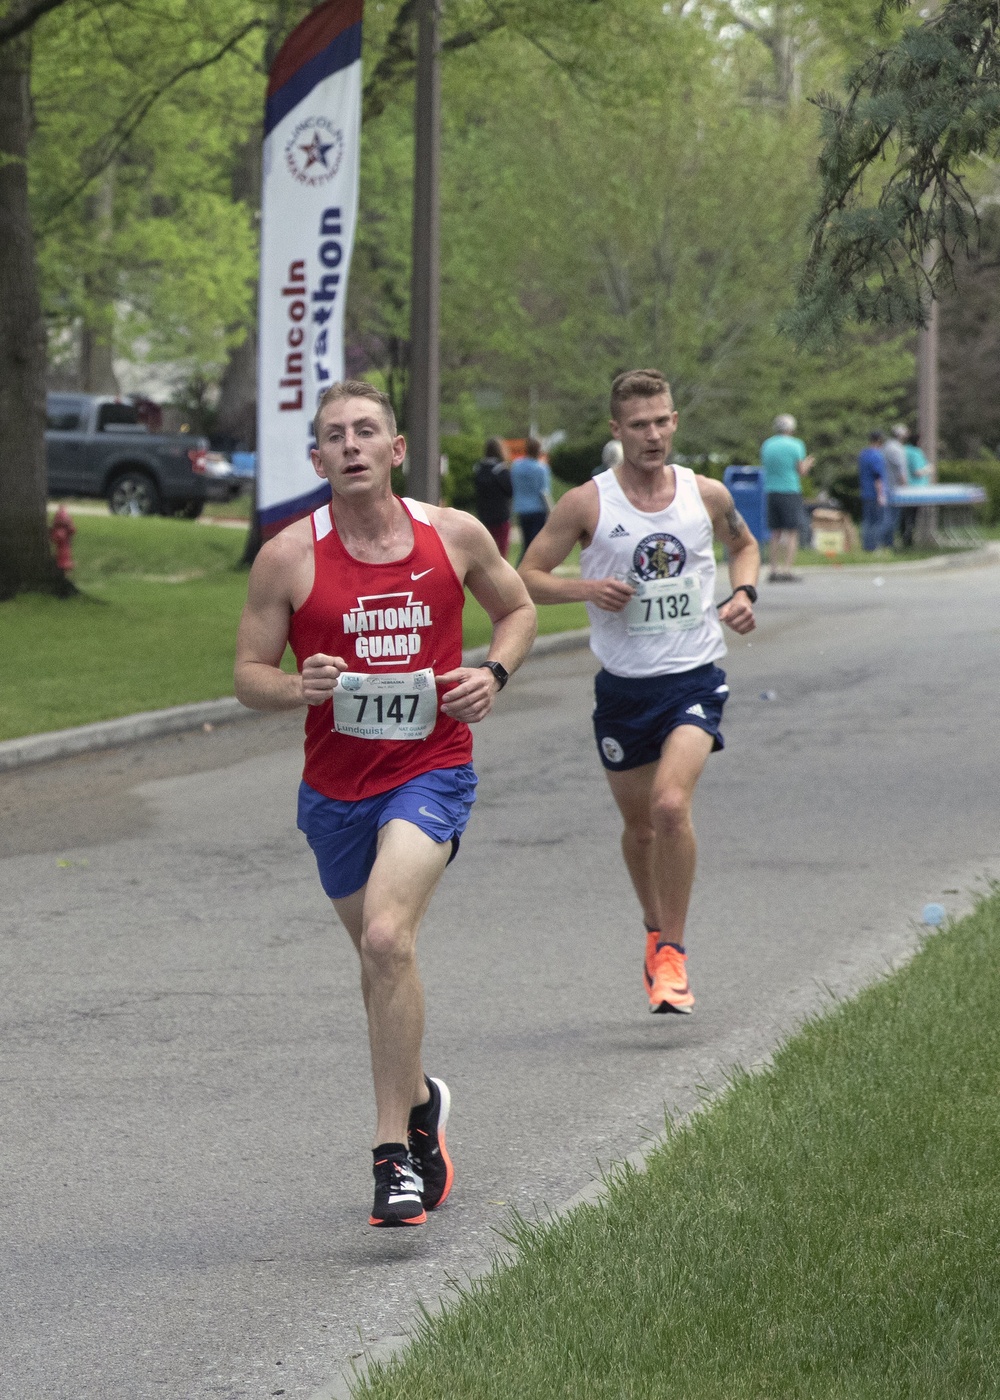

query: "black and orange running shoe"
xmin=408 ymin=1076 xmax=453 ymax=1211
xmin=644 ymin=929 xmax=659 ymax=993
xmin=648 ymin=943 xmax=695 ymax=1015
xmin=369 ymin=1148 xmax=427 ymax=1227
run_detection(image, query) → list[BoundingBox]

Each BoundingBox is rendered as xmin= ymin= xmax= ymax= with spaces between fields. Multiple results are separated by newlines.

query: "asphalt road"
xmin=4 ymin=558 xmax=999 ymax=1400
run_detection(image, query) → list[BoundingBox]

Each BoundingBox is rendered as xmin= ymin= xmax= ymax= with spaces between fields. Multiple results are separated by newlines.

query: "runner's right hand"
xmin=588 ymin=577 xmax=636 ymax=612
xmin=301 ymin=653 xmax=347 ymax=705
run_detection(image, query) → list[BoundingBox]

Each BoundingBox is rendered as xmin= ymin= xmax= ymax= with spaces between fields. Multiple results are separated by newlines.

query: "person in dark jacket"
xmin=472 ymin=437 xmax=513 ymax=559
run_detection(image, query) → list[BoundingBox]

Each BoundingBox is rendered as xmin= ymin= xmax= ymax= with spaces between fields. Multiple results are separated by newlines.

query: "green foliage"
xmin=31 ymin=0 xmax=263 ymax=379
xmin=937 ymin=458 xmax=1000 ymax=523
xmin=795 ymin=0 xmax=1000 ymax=340
xmin=549 ymin=437 xmax=607 ymax=486
xmin=439 ymin=433 xmax=481 ymax=510
xmin=24 ymin=0 xmax=918 ymax=468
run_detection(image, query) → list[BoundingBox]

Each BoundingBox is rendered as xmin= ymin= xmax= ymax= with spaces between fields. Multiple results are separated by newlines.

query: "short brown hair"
xmin=610 ymin=368 xmax=674 ymax=420
xmin=313 ymin=380 xmax=397 ymax=441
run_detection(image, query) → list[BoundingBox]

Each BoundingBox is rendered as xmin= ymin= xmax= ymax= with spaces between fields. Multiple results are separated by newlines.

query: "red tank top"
xmin=288 ymin=496 xmax=473 ymax=801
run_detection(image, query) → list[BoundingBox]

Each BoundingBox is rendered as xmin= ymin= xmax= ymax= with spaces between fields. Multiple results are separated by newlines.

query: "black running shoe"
xmin=369 ymin=1148 xmax=426 ymax=1227
xmin=407 ymin=1076 xmax=453 ymax=1211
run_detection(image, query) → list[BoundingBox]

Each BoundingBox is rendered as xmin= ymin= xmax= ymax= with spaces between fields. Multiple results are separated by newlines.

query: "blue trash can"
xmin=723 ymin=466 xmax=769 ymax=546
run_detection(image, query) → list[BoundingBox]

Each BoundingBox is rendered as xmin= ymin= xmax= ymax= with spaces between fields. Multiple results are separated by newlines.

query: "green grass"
xmin=1 ymin=514 xmax=588 ymax=739
xmin=357 ymin=891 xmax=1000 ymax=1400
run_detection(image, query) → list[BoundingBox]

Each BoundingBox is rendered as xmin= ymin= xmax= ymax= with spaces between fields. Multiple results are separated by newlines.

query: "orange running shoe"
xmin=644 ymin=929 xmax=659 ymax=993
xmin=648 ymin=943 xmax=695 ymax=1015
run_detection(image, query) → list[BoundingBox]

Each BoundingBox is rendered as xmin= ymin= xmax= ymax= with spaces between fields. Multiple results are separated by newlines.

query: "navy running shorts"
xmin=297 ymin=763 xmax=478 ymax=900
xmin=592 ymin=662 xmax=729 ymax=772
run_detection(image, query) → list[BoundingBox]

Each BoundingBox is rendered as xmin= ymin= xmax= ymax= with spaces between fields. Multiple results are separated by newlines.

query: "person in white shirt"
xmin=519 ymin=368 xmax=759 ymax=1016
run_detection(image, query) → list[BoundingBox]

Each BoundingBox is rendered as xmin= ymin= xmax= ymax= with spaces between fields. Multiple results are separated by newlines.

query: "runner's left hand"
xmin=718 ymin=595 xmax=755 ymax=635
xmin=436 ymin=667 xmax=499 ymax=723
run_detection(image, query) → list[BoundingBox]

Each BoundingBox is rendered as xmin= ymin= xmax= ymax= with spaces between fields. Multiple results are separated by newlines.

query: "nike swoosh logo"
xmin=411 ymin=568 xmax=434 ymax=580
xmin=418 ymin=806 xmax=447 ymax=823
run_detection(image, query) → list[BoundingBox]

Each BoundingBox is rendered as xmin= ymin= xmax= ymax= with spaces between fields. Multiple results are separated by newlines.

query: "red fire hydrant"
xmin=49 ymin=504 xmax=76 ymax=573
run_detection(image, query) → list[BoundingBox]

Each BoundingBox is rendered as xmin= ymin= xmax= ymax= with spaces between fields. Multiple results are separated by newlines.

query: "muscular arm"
xmin=699 ymin=478 xmax=760 ymax=636
xmin=234 ymin=531 xmax=344 ymax=710
xmin=433 ymin=509 xmax=538 ymax=722
xmin=519 ymin=483 xmax=635 ymax=612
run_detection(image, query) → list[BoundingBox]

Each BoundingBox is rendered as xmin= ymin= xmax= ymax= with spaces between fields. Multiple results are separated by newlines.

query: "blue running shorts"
xmin=297 ymin=763 xmax=478 ymax=900
xmin=593 ymin=662 xmax=729 ymax=772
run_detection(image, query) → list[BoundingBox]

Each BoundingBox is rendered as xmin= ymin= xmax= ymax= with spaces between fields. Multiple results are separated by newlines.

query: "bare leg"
xmin=769 ymin=529 xmax=797 ymax=574
xmin=605 ymin=725 xmax=715 ymax=945
xmin=332 ymin=819 xmax=451 ymax=1147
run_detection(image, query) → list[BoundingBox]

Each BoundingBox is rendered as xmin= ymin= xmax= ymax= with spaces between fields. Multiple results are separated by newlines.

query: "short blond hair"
xmin=610 ymin=368 xmax=674 ymax=420
xmin=313 ymin=380 xmax=397 ymax=441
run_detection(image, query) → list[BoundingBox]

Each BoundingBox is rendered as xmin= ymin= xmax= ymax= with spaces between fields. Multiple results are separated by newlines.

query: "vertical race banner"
xmin=258 ymin=0 xmax=364 ymax=539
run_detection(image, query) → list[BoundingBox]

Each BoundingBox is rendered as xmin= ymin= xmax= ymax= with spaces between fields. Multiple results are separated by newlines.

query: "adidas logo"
xmin=608 ymin=523 xmax=630 ymax=538
xmin=685 ymin=703 xmax=706 ymax=718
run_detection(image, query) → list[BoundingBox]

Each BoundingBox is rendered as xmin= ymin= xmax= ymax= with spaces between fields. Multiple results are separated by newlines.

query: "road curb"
xmin=801 ymin=541 xmax=1000 ymax=575
xmin=0 ymin=628 xmax=592 ymax=775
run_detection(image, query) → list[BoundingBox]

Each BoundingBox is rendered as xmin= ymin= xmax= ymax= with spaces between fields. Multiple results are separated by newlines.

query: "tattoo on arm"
xmin=723 ymin=501 xmax=751 ymax=544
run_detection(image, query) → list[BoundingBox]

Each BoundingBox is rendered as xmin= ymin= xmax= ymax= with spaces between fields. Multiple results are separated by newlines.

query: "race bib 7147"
xmin=332 ymin=668 xmax=437 ymax=740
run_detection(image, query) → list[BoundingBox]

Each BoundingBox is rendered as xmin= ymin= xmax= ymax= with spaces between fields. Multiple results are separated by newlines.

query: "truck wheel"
xmin=108 ymin=470 xmax=161 ymax=517
xmin=176 ymin=499 xmax=204 ymax=520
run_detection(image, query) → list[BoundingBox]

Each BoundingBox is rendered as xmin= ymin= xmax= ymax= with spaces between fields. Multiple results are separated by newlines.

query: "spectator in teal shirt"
xmin=760 ymin=414 xmax=813 ymax=581
xmin=900 ymin=428 xmax=931 ymax=548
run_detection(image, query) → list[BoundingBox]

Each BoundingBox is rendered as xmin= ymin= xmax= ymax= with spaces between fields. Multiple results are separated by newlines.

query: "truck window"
xmin=46 ymin=401 xmax=83 ymax=432
xmin=96 ymin=402 xmax=141 ymax=431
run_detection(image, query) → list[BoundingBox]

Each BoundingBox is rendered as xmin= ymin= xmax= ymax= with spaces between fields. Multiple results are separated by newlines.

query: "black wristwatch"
xmin=479 ymin=660 xmax=509 ymax=690
xmin=731 ymin=584 xmax=757 ymax=604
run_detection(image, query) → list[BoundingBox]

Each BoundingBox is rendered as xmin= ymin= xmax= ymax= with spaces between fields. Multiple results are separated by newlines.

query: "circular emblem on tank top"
xmin=601 ymin=736 xmax=625 ymax=764
xmin=632 ymin=532 xmax=687 ymax=579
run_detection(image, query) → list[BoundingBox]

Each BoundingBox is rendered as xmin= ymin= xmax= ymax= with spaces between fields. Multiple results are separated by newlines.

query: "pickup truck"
xmin=45 ymin=393 xmax=240 ymax=518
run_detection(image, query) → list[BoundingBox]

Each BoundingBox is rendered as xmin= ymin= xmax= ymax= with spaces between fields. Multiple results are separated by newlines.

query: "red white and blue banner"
xmin=257 ymin=0 xmax=363 ymax=539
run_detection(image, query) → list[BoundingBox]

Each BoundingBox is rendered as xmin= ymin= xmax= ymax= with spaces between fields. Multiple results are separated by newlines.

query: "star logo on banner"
xmin=299 ymin=130 xmax=333 ymax=169
xmin=285 ymin=117 xmax=344 ymax=187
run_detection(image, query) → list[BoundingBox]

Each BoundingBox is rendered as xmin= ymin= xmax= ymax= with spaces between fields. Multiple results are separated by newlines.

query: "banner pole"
xmin=406 ymin=0 xmax=441 ymax=505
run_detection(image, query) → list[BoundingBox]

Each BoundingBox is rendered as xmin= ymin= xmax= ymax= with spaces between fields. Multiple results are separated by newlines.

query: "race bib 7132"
xmin=625 ymin=576 xmax=703 ymax=635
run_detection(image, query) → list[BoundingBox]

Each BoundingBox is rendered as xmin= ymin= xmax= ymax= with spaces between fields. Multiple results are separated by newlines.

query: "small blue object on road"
xmin=921 ymin=903 xmax=946 ymax=926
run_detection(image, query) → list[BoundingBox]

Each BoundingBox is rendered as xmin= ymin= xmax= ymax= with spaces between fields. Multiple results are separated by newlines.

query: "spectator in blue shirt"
xmin=511 ymin=436 xmax=552 ymax=562
xmin=858 ymin=431 xmax=889 ymax=552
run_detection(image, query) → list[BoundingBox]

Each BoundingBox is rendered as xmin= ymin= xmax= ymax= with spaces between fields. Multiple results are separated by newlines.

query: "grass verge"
xmin=357 ymin=891 xmax=1000 ymax=1400
xmin=0 ymin=515 xmax=588 ymax=739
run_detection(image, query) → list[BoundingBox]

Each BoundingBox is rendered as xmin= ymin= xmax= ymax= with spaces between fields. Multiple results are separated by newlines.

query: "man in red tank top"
xmin=235 ymin=381 xmax=536 ymax=1227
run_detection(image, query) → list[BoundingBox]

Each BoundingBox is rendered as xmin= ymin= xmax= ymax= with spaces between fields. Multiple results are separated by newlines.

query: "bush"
xmin=549 ymin=437 xmax=606 ymax=486
xmin=440 ymin=433 xmax=483 ymax=511
xmin=937 ymin=459 xmax=1000 ymax=524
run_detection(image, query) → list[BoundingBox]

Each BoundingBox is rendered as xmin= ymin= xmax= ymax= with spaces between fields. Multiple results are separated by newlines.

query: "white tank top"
xmin=581 ymin=466 xmax=726 ymax=678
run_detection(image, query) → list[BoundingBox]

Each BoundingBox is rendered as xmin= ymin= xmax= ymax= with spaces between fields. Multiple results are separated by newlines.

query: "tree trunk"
xmin=0 ymin=33 xmax=73 ymax=599
xmin=79 ymin=164 xmax=120 ymax=392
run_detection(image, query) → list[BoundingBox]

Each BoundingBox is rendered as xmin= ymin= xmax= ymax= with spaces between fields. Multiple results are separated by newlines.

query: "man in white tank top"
xmin=520 ymin=369 xmax=759 ymax=1015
